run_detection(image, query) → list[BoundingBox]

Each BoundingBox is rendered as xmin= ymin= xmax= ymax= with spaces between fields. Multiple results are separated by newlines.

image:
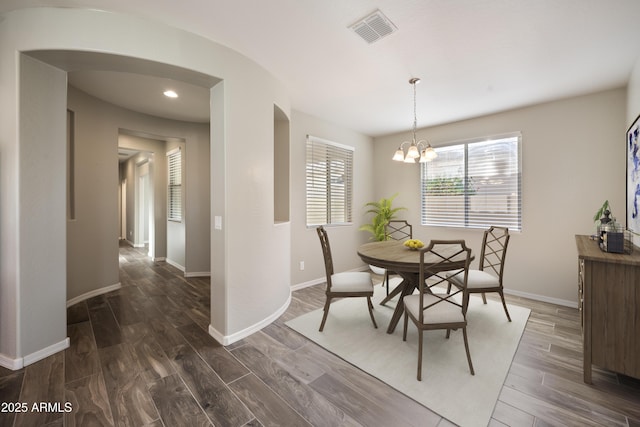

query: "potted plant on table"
xmin=593 ymin=200 xmax=611 ymax=224
xmin=593 ymin=199 xmax=620 ymax=246
xmin=359 ymin=194 xmax=407 ymax=274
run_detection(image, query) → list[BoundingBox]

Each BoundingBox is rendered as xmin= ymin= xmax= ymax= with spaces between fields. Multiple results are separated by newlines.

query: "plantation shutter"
xmin=167 ymin=148 xmax=182 ymax=222
xmin=306 ymin=135 xmax=354 ymax=226
xmin=421 ymin=134 xmax=521 ymax=231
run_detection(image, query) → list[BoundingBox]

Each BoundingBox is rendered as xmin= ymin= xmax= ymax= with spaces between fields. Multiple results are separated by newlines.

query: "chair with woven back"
xmin=402 ymin=239 xmax=475 ymax=381
xmin=446 ymin=226 xmax=512 ymax=321
xmin=382 ymin=220 xmax=413 ymax=295
xmin=316 ymin=226 xmax=378 ymax=332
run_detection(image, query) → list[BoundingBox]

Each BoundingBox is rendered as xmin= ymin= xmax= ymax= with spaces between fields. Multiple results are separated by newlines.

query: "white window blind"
xmin=306 ymin=135 xmax=354 ymax=226
xmin=421 ymin=134 xmax=522 ymax=231
xmin=167 ymin=148 xmax=182 ymax=222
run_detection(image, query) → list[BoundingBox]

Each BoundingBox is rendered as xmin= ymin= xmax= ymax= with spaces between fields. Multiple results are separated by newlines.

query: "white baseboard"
xmin=166 ymin=258 xmax=185 ymax=272
xmin=208 ymin=292 xmax=292 ymax=346
xmin=66 ymin=282 xmax=122 ymax=307
xmin=185 ymin=271 xmax=211 ymax=278
xmin=504 ymin=289 xmax=577 ymax=309
xmin=153 ymin=256 xmax=166 ymax=262
xmin=291 ymin=273 xmax=578 ymax=309
xmin=23 ymin=338 xmax=70 ymax=367
xmin=291 ymin=277 xmax=325 ymax=291
xmin=0 ymin=353 xmax=23 ymax=370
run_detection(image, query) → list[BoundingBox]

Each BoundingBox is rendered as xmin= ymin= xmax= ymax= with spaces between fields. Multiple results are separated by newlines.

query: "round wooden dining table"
xmin=357 ymin=240 xmax=473 ymax=334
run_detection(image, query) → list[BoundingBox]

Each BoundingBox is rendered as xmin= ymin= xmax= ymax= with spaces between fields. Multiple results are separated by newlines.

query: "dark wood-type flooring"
xmin=1 ymin=245 xmax=639 ymax=426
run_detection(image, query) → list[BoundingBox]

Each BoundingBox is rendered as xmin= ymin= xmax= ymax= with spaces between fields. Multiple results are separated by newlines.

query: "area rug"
xmin=285 ymin=280 xmax=530 ymax=427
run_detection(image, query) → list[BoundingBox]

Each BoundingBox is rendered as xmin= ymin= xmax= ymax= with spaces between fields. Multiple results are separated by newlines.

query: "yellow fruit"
xmin=404 ymin=239 xmax=424 ymax=249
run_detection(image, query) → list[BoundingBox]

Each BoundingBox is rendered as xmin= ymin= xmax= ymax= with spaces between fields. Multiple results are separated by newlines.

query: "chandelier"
xmin=392 ymin=78 xmax=437 ymax=163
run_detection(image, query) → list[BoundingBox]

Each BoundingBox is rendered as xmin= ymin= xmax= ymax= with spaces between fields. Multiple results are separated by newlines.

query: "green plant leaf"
xmin=593 ymin=200 xmax=610 ymax=223
xmin=360 ymin=193 xmax=407 ymax=241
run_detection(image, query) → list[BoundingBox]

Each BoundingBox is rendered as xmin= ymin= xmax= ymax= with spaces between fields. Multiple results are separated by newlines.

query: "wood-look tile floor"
xmin=1 ymin=245 xmax=639 ymax=426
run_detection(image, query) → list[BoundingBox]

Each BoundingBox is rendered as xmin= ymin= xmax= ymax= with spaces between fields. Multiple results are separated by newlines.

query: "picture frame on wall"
xmin=627 ymin=114 xmax=640 ymax=235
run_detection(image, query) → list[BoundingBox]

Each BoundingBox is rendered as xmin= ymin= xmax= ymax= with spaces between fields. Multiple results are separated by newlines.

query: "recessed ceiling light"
xmin=163 ymin=90 xmax=178 ymax=98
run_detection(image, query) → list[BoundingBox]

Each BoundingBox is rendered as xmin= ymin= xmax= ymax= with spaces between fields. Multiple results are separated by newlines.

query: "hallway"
xmin=1 ymin=245 xmax=220 ymax=426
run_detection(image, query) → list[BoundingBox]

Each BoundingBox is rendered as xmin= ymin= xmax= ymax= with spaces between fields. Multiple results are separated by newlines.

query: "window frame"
xmin=167 ymin=147 xmax=183 ymax=223
xmin=420 ymin=133 xmax=522 ymax=231
xmin=305 ymin=135 xmax=354 ymax=227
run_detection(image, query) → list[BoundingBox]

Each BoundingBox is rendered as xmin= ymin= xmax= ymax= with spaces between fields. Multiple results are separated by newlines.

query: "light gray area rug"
xmin=286 ymin=280 xmax=530 ymax=427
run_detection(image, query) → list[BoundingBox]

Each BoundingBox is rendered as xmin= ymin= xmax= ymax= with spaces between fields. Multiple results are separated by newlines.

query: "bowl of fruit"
xmin=403 ymin=239 xmax=424 ymax=250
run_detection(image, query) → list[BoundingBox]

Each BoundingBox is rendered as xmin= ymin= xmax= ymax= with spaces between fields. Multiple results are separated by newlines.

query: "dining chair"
xmin=446 ymin=226 xmax=512 ymax=321
xmin=402 ymin=240 xmax=474 ymax=381
xmin=316 ymin=226 xmax=378 ymax=332
xmin=382 ymin=220 xmax=413 ymax=295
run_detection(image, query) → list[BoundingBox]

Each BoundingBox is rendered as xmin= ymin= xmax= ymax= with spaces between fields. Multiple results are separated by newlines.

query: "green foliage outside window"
xmin=424 ymin=176 xmax=477 ymax=195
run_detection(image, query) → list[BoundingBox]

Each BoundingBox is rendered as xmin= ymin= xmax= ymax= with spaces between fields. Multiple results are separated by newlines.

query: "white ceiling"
xmin=3 ymin=0 xmax=640 ymax=136
xmin=68 ymin=71 xmax=212 ymax=124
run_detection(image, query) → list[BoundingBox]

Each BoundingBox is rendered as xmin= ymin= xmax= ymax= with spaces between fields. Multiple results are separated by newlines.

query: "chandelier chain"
xmin=412 ymin=80 xmax=418 ymax=141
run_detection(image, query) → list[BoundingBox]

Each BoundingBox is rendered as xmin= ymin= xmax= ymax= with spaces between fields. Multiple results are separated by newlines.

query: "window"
xmin=167 ymin=147 xmax=182 ymax=222
xmin=306 ymin=135 xmax=354 ymax=226
xmin=421 ymin=134 xmax=521 ymax=231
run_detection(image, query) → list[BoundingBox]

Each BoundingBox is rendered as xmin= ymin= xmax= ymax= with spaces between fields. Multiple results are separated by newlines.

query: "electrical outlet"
xmin=299 ymin=261 xmax=305 ymax=271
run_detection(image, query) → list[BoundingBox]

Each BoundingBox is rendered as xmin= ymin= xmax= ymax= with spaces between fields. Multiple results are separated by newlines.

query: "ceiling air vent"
xmin=350 ymin=9 xmax=397 ymax=44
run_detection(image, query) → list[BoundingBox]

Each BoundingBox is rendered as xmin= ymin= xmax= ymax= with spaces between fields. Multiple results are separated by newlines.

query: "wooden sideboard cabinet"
xmin=575 ymin=235 xmax=640 ymax=384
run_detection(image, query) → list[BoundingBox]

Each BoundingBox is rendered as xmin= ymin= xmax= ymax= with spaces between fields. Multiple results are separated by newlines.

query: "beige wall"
xmin=289 ymin=110 xmax=375 ymax=287
xmin=628 ymin=56 xmax=640 ymax=126
xmin=373 ymin=88 xmax=627 ymax=305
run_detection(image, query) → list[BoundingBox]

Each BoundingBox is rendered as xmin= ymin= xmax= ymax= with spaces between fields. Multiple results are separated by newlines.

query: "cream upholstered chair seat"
xmin=449 ymin=270 xmax=499 ymax=289
xmin=403 ymin=293 xmax=465 ymax=324
xmin=445 ymin=226 xmax=512 ymax=321
xmin=330 ymin=272 xmax=374 ymax=293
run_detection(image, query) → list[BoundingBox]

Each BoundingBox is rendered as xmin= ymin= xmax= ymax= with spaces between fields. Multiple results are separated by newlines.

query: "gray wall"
xmin=19 ymin=55 xmax=68 ymax=360
xmin=166 ymin=139 xmax=186 ymax=270
xmin=67 ymin=87 xmax=120 ymax=299
xmin=184 ymin=131 xmax=211 ymax=276
xmin=372 ymin=88 xmax=626 ymax=305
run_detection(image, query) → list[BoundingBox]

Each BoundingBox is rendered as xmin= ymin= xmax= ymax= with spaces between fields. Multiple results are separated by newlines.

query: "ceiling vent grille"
xmin=350 ymin=9 xmax=397 ymax=44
